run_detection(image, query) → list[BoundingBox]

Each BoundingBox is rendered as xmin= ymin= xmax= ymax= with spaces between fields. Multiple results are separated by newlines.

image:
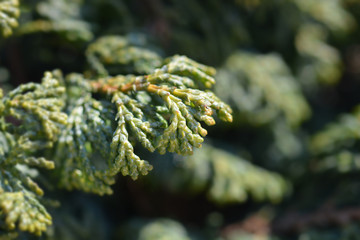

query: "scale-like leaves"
xmin=49 ymin=54 xmax=231 ymax=193
xmin=2 ymin=71 xmax=67 ymax=141
xmin=0 ymin=0 xmax=19 ymax=37
xmin=54 ymin=73 xmax=115 ymax=195
xmin=89 ymin=55 xmax=232 ymax=180
xmin=0 ymin=72 xmax=66 ymax=235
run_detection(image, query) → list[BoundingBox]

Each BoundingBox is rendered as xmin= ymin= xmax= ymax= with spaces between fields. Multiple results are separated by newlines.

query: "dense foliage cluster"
xmin=1 ymin=0 xmax=360 ymax=239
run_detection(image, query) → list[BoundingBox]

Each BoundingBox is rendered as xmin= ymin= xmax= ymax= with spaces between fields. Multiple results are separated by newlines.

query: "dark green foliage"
xmin=0 ymin=21 xmax=232 ymax=234
xmin=148 ymin=144 xmax=288 ymax=205
xmin=86 ymin=35 xmax=163 ymax=76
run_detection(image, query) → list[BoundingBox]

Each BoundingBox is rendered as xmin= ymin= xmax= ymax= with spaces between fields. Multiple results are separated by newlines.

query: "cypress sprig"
xmin=88 ymin=56 xmax=232 ymax=180
xmin=0 ymin=0 xmax=19 ymax=37
xmin=0 ymin=72 xmax=67 ymax=235
xmin=2 ymin=72 xmax=67 ymax=141
xmin=0 ymin=39 xmax=232 ymax=234
xmin=0 ymin=191 xmax=52 ymax=236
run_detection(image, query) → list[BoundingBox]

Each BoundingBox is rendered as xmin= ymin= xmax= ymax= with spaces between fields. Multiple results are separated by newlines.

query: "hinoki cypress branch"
xmin=0 ymin=48 xmax=232 ymax=235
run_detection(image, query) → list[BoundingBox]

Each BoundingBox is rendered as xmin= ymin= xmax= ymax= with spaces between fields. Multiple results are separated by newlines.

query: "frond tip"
xmin=0 ymin=191 xmax=52 ymax=236
xmin=0 ymin=0 xmax=20 ymax=37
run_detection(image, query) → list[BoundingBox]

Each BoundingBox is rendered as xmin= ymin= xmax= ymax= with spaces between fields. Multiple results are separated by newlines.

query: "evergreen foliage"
xmin=0 ymin=72 xmax=66 ymax=235
xmin=1 ymin=0 xmax=360 ymax=239
xmin=0 ymin=0 xmax=19 ymax=37
xmin=311 ymin=107 xmax=360 ymax=172
xmin=0 ymin=19 xmax=232 ymax=235
xmin=148 ymin=144 xmax=288 ymax=205
xmin=215 ymin=52 xmax=310 ymax=126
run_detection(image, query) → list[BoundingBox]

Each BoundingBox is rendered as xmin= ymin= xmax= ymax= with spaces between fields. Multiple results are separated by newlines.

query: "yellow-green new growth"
xmin=0 ymin=191 xmax=52 ymax=235
xmin=0 ymin=72 xmax=67 ymax=236
xmin=89 ymin=56 xmax=232 ymax=180
xmin=0 ymin=0 xmax=19 ymax=37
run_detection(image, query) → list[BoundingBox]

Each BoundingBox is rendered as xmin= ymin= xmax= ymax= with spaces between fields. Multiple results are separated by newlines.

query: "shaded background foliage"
xmin=2 ymin=0 xmax=360 ymax=239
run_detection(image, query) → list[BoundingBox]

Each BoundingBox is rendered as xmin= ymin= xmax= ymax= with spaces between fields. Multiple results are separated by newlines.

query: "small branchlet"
xmin=0 ymin=190 xmax=52 ymax=236
xmin=0 ymin=0 xmax=20 ymax=37
xmin=89 ymin=56 xmax=232 ymax=180
xmin=0 ymin=71 xmax=67 ymax=235
xmin=2 ymin=71 xmax=67 ymax=141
